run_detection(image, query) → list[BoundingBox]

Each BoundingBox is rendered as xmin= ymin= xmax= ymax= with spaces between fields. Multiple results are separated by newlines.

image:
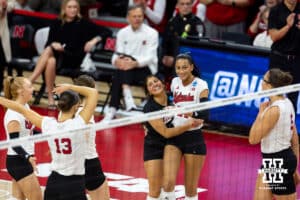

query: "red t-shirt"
xmin=206 ymin=1 xmax=253 ymax=25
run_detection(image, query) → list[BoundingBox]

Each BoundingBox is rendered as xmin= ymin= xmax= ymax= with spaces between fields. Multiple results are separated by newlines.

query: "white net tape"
xmin=1 ymin=83 xmax=300 ymax=150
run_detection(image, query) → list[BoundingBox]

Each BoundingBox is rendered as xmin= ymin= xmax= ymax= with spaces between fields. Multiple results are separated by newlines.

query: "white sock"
xmin=185 ymin=195 xmax=198 ymax=200
xmin=102 ymin=107 xmax=116 ymax=121
xmin=123 ymin=87 xmax=136 ymax=111
xmin=146 ymin=195 xmax=159 ymax=200
xmin=161 ymin=189 xmax=176 ymax=200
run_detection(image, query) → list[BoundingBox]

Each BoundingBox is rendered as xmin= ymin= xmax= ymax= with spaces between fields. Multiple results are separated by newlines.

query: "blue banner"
xmin=180 ymin=45 xmax=300 ymax=129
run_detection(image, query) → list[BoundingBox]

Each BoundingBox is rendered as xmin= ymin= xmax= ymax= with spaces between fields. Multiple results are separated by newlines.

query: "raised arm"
xmin=54 ymin=84 xmax=98 ymax=124
xmin=268 ymin=11 xmax=295 ymax=42
xmin=0 ymin=97 xmax=43 ymax=128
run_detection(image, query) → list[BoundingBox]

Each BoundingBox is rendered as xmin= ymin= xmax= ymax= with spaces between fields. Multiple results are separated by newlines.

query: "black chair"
xmin=90 ymin=37 xmax=116 ymax=113
xmin=8 ymin=24 xmax=36 ymax=76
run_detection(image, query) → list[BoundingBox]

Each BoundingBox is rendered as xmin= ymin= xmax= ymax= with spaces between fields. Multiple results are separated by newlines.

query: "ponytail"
xmin=4 ymin=76 xmax=14 ymax=100
xmin=3 ymin=76 xmax=26 ymax=100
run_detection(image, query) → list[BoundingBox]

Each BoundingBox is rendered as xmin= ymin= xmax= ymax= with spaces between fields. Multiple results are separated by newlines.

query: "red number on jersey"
xmin=54 ymin=138 xmax=72 ymax=154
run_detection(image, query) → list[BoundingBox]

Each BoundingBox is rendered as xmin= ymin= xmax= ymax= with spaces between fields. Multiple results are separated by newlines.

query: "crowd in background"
xmin=10 ymin=0 xmax=275 ymax=44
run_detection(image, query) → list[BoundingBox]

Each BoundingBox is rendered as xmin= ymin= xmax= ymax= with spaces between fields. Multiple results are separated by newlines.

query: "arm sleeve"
xmin=192 ymin=97 xmax=209 ymax=120
xmin=145 ymin=0 xmax=166 ymax=24
xmin=9 ymin=132 xmax=31 ymax=159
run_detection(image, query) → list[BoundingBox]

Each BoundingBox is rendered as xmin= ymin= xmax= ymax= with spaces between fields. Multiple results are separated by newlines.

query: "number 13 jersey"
xmin=42 ymin=116 xmax=87 ymax=176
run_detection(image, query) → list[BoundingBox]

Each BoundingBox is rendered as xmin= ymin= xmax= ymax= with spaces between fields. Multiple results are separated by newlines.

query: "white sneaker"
xmin=101 ymin=107 xmax=116 ymax=122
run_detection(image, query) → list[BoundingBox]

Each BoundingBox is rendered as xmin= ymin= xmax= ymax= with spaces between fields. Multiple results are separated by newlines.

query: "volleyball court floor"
xmin=0 ymin=106 xmax=300 ymax=200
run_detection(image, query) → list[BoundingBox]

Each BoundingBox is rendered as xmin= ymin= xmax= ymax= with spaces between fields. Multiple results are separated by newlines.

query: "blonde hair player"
xmin=249 ymin=68 xmax=300 ymax=200
xmin=3 ymin=77 xmax=42 ymax=200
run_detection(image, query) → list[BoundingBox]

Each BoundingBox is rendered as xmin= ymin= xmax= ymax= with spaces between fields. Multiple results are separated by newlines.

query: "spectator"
xmin=102 ymin=5 xmax=159 ymax=121
xmin=27 ymin=0 xmax=61 ymax=14
xmin=173 ymin=0 xmax=207 ymax=21
xmin=247 ymin=0 xmax=280 ymax=39
xmin=253 ymin=7 xmax=273 ymax=48
xmin=203 ymin=0 xmax=254 ymax=39
xmin=268 ymin=0 xmax=300 ymax=113
xmin=128 ymin=0 xmax=168 ymax=33
xmin=29 ymin=0 xmax=111 ymax=107
xmin=160 ymin=0 xmax=204 ymax=90
xmin=0 ymin=0 xmax=14 ymax=93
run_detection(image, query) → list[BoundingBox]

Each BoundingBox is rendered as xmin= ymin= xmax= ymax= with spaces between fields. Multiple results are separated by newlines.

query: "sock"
xmin=123 ymin=87 xmax=133 ymax=99
xmin=161 ymin=189 xmax=176 ymax=200
xmin=146 ymin=195 xmax=159 ymax=200
xmin=103 ymin=107 xmax=116 ymax=121
xmin=185 ymin=195 xmax=198 ymax=200
xmin=123 ymin=87 xmax=136 ymax=111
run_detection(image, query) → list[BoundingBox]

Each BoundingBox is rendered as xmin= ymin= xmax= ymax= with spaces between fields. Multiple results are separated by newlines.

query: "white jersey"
xmin=42 ymin=116 xmax=87 ymax=176
xmin=171 ymin=77 xmax=208 ymax=131
xmin=4 ymin=104 xmax=34 ymax=156
xmin=261 ymin=98 xmax=295 ymax=153
xmin=76 ymin=107 xmax=98 ymax=159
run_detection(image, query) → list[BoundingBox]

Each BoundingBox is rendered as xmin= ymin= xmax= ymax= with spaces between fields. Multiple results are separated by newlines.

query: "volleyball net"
xmin=1 ymin=83 xmax=300 ymax=150
xmin=0 ymin=83 xmax=300 ymax=199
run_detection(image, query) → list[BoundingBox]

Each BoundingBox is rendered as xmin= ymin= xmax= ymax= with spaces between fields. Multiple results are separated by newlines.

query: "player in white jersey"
xmin=162 ymin=54 xmax=208 ymax=200
xmin=73 ymin=75 xmax=110 ymax=200
xmin=3 ymin=77 xmax=42 ymax=200
xmin=0 ymin=83 xmax=98 ymax=200
xmin=249 ymin=68 xmax=299 ymax=199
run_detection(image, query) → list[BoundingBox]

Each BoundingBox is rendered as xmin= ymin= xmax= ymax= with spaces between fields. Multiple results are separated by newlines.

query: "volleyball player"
xmin=0 ymin=83 xmax=98 ymax=200
xmin=162 ymin=54 xmax=208 ymax=200
xmin=73 ymin=75 xmax=110 ymax=200
xmin=3 ymin=77 xmax=42 ymax=200
xmin=249 ymin=68 xmax=300 ymax=200
xmin=143 ymin=75 xmax=203 ymax=200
